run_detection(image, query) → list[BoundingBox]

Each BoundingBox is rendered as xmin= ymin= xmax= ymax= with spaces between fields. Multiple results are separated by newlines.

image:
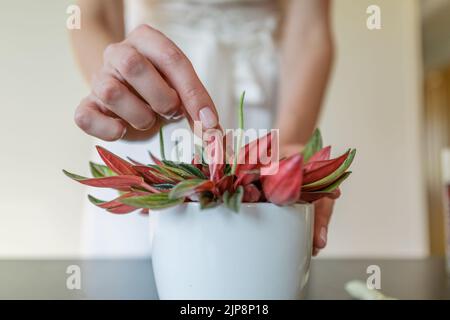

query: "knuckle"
xmin=131 ymin=24 xmax=153 ymax=38
xmin=96 ymin=80 xmax=122 ymax=104
xmin=160 ymin=47 xmax=185 ymax=66
xmin=74 ymin=106 xmax=91 ymax=131
xmin=182 ymin=86 xmax=203 ymax=101
xmin=119 ymin=51 xmax=144 ymax=76
xmin=103 ymin=42 xmax=121 ymax=60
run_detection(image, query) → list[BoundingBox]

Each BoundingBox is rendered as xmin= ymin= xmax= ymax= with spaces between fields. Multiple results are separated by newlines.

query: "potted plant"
xmin=64 ymin=93 xmax=355 ymax=299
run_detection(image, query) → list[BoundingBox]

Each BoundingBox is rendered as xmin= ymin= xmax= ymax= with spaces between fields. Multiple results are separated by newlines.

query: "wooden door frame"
xmin=424 ymin=66 xmax=450 ymax=255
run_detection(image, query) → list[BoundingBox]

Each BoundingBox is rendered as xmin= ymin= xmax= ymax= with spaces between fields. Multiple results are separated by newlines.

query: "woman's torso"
xmin=81 ymin=0 xmax=282 ymax=257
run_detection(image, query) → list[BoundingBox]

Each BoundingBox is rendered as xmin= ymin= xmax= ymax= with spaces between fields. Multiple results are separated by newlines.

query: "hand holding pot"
xmin=280 ymin=143 xmax=337 ymax=256
xmin=312 ymin=197 xmax=335 ymax=256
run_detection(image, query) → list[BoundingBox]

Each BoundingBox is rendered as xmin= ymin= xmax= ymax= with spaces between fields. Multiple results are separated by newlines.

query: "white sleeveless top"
xmin=81 ymin=0 xmax=281 ymax=257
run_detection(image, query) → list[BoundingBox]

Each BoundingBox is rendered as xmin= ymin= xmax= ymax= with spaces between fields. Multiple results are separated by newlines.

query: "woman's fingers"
xmin=92 ymin=72 xmax=157 ymax=131
xmin=74 ymin=96 xmax=127 ymax=141
xmin=104 ymin=43 xmax=182 ymax=119
xmin=312 ymin=197 xmax=335 ymax=256
xmin=75 ymin=24 xmax=219 ymax=142
xmin=127 ymin=25 xmax=219 ymax=129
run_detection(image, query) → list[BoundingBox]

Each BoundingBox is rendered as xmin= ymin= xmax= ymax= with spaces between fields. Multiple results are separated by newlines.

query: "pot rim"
xmin=166 ymin=202 xmax=314 ymax=209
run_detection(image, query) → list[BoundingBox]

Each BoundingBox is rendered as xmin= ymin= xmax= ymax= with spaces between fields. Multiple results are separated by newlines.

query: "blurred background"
xmin=0 ymin=0 xmax=448 ymax=259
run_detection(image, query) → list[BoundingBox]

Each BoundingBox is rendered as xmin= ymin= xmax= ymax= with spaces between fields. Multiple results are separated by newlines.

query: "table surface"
xmin=1 ymin=258 xmax=449 ymax=299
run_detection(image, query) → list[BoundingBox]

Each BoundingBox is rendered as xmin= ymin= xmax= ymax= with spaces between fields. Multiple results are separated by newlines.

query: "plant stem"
xmin=159 ymin=125 xmax=166 ymax=160
xmin=231 ymin=91 xmax=245 ymax=175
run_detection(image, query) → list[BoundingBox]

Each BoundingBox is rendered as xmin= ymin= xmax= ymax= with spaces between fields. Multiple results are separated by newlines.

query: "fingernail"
xmin=199 ymin=107 xmax=218 ymax=129
xmin=120 ymin=127 xmax=127 ymax=139
xmin=162 ymin=110 xmax=183 ymax=121
xmin=319 ymin=227 xmax=328 ymax=247
xmin=171 ymin=110 xmax=184 ymax=120
xmin=138 ymin=117 xmax=156 ymax=131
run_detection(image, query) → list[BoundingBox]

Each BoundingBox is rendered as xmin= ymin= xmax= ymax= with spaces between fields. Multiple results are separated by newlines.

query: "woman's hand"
xmin=312 ymin=197 xmax=335 ymax=256
xmin=74 ymin=24 xmax=219 ymax=141
xmin=280 ymin=143 xmax=335 ymax=256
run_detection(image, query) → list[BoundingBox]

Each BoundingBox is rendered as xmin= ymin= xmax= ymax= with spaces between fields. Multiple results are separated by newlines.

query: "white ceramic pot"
xmin=150 ymin=202 xmax=314 ymax=300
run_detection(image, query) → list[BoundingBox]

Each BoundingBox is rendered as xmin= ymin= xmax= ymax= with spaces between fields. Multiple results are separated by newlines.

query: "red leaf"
xmin=106 ymin=205 xmax=137 ymax=214
xmin=83 ymin=176 xmax=143 ymax=189
xmin=127 ymin=157 xmax=145 ymax=166
xmin=148 ymin=151 xmax=163 ymax=165
xmin=195 ymin=180 xmax=215 ymax=192
xmin=262 ymin=154 xmax=303 ymax=205
xmin=302 ymin=150 xmax=350 ymax=184
xmin=215 ymin=175 xmax=234 ymax=195
xmin=64 ymin=170 xmax=143 ymax=189
xmin=205 ymin=134 xmax=225 ymax=182
xmin=96 ymin=146 xmax=138 ymax=176
xmin=222 ymin=130 xmax=236 ymax=165
xmin=133 ymin=165 xmax=177 ymax=184
xmin=235 ymin=132 xmax=272 ymax=175
xmin=299 ymin=189 xmax=341 ymax=202
xmin=306 ymin=146 xmax=331 ymax=165
xmin=243 ymin=184 xmax=261 ymax=202
xmin=234 ymin=166 xmax=259 ymax=187
xmin=201 ymin=165 xmax=210 ymax=178
xmin=234 ymin=132 xmax=273 ymax=187
xmin=88 ymin=192 xmax=149 ymax=214
xmin=94 ymin=192 xmax=148 ymax=209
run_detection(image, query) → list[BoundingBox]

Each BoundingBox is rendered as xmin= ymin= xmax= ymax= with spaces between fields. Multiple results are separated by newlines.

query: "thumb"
xmin=313 ymin=197 xmax=335 ymax=256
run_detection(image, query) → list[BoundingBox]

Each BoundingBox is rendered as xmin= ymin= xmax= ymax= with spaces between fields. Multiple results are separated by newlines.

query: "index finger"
xmin=126 ymin=25 xmax=219 ymax=130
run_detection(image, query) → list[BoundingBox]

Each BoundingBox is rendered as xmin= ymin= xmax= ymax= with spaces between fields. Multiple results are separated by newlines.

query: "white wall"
xmin=0 ymin=0 xmax=89 ymax=257
xmin=320 ymin=0 xmax=428 ymax=257
xmin=0 ymin=0 xmax=428 ymax=258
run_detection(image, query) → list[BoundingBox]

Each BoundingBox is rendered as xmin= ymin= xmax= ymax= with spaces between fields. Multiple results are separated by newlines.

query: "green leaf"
xmin=87 ymin=194 xmax=106 ymax=206
xmin=231 ymin=91 xmax=246 ymax=175
xmin=149 ymin=164 xmax=184 ymax=181
xmin=169 ymin=179 xmax=212 ymax=200
xmin=120 ymin=192 xmax=184 ymax=210
xmin=89 ymin=162 xmax=116 ymax=178
xmin=199 ymin=191 xmax=217 ymax=210
xmin=63 ymin=169 xmax=144 ymax=188
xmin=224 ymin=164 xmax=232 ymax=175
xmin=223 ymin=185 xmax=244 ymax=213
xmin=159 ymin=125 xmax=166 ymax=161
xmin=63 ymin=170 xmax=87 ymax=181
xmin=320 ymin=171 xmax=352 ymax=193
xmin=153 ymin=183 xmax=175 ymax=191
xmin=162 ymin=162 xmax=195 ymax=179
xmin=178 ymin=163 xmax=207 ymax=179
xmin=161 ymin=160 xmax=206 ymax=179
xmin=302 ymin=129 xmax=323 ymax=162
xmin=303 ymin=149 xmax=356 ymax=189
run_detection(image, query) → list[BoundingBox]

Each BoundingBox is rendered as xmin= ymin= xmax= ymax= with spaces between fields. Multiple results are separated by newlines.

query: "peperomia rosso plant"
xmin=64 ymin=92 xmax=355 ymax=213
